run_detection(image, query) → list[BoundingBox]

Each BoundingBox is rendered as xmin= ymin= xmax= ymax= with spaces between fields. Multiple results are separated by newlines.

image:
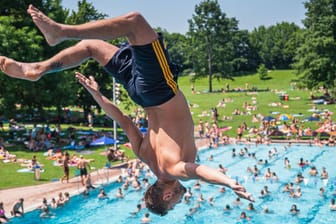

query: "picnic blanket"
xmin=17 ymin=168 xmax=45 ymax=173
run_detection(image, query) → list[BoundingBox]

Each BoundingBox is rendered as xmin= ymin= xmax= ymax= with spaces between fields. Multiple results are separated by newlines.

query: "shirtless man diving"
xmin=0 ymin=4 xmax=254 ymax=216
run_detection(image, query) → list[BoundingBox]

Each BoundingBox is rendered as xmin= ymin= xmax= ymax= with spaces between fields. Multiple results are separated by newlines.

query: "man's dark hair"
xmin=144 ymin=181 xmax=169 ymax=216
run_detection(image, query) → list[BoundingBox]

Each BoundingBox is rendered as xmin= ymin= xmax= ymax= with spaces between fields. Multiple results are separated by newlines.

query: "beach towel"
xmin=52 ymin=161 xmax=77 ymax=167
xmin=17 ymin=168 xmax=45 ymax=173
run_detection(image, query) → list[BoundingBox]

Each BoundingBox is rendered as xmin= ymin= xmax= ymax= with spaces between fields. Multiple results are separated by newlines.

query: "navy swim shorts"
xmin=103 ymin=33 xmax=180 ymax=107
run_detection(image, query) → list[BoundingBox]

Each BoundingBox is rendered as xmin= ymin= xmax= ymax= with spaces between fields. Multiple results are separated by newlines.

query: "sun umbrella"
xmin=90 ymin=136 xmax=118 ymax=146
xmin=278 ymin=114 xmax=292 ymax=121
xmin=219 ymin=126 xmax=232 ymax=132
xmin=304 ymin=116 xmax=320 ymax=122
xmin=263 ymin=116 xmax=275 ymax=121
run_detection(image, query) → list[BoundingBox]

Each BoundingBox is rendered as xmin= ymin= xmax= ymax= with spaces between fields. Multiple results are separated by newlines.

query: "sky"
xmin=61 ymin=0 xmax=306 ymax=34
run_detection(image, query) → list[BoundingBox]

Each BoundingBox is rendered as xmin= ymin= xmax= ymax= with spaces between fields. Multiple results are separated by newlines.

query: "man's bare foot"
xmin=0 ymin=56 xmax=42 ymax=81
xmin=27 ymin=4 xmax=64 ymax=46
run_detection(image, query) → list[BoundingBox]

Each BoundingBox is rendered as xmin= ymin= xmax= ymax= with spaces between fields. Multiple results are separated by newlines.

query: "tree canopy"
xmin=187 ymin=0 xmax=241 ymax=92
xmin=0 ymin=0 xmax=334 ymax=121
xmin=293 ymin=0 xmax=336 ymax=90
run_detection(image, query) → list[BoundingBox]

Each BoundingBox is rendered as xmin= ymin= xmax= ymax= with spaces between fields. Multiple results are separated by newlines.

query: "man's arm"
xmin=181 ymin=162 xmax=254 ymax=202
xmin=75 ymin=72 xmax=143 ymax=157
xmin=85 ymin=161 xmax=91 ymax=170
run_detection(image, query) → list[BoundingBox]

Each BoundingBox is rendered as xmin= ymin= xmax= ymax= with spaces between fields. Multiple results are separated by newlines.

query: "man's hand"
xmin=230 ymin=181 xmax=255 ymax=202
xmin=183 ymin=163 xmax=254 ymax=202
xmin=75 ymin=72 xmax=99 ymax=93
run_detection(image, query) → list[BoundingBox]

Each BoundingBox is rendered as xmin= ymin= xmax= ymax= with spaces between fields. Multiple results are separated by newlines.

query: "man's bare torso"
xmin=139 ymin=90 xmax=197 ymax=180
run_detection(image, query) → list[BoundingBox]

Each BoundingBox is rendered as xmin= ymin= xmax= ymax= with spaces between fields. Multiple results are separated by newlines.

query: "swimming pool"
xmin=10 ymin=143 xmax=336 ymax=223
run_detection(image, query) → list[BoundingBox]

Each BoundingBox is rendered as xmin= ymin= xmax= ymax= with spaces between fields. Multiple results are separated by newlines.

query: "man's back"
xmin=77 ymin=158 xmax=87 ymax=169
xmin=140 ymin=90 xmax=197 ymax=179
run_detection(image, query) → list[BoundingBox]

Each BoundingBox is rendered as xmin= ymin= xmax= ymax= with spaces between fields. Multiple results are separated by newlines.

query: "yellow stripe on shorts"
xmin=152 ymin=39 xmax=178 ymax=94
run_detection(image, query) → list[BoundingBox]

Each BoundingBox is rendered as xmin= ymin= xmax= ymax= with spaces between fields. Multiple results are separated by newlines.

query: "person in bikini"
xmin=0 ymin=5 xmax=254 ymax=215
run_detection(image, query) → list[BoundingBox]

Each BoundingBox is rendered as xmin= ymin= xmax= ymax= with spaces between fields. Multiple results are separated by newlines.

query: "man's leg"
xmin=27 ymin=4 xmax=157 ymax=46
xmin=0 ymin=40 xmax=118 ymax=81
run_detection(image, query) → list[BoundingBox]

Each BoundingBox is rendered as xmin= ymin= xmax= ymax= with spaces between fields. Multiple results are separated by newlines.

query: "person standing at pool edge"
xmin=0 ymin=4 xmax=254 ymax=215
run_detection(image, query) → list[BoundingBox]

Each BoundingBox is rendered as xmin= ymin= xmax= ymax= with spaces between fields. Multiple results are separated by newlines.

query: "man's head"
xmin=144 ymin=180 xmax=186 ymax=216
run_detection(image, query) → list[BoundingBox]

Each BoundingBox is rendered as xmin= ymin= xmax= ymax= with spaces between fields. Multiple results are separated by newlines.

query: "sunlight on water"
xmin=10 ymin=144 xmax=336 ymax=224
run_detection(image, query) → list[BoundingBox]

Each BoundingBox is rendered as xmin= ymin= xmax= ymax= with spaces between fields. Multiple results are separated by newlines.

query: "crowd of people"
xmin=190 ymin=147 xmax=336 ymax=221
xmin=0 ymin=190 xmax=73 ymax=222
xmin=195 ymin=106 xmax=336 ymax=149
xmin=71 ymin=144 xmax=336 ymax=221
xmin=190 ymin=80 xmax=336 ymax=150
xmin=0 ymin=198 xmax=25 ymax=223
xmin=2 ymin=159 xmax=156 ymax=222
xmin=1 ymin=120 xmax=336 ymax=222
xmin=0 ymin=3 xmax=335 ymax=222
xmin=1 ymin=92 xmax=336 ymax=222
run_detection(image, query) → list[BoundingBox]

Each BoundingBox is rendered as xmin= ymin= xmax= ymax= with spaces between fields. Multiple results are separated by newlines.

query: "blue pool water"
xmin=10 ymin=144 xmax=336 ymax=223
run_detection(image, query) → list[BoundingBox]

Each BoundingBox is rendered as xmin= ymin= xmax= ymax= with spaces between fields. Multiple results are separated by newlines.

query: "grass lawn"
xmin=180 ymin=70 xmax=334 ymax=136
xmin=0 ymin=69 xmax=334 ymax=189
xmin=0 ymin=127 xmax=136 ymax=190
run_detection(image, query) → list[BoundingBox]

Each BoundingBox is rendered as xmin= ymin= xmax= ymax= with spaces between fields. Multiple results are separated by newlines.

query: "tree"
xmin=0 ymin=0 xmax=77 ymax=120
xmin=65 ymin=0 xmax=107 ymax=24
xmin=65 ymin=0 xmax=111 ymax=122
xmin=257 ymin=64 xmax=268 ymax=80
xmin=249 ymin=22 xmax=303 ymax=70
xmin=0 ymin=0 xmax=43 ymax=16
xmin=187 ymin=0 xmax=240 ymax=92
xmin=293 ymin=0 xmax=336 ymax=91
xmin=0 ymin=1 xmax=122 ymax=122
xmin=231 ymin=29 xmax=257 ymax=73
xmin=0 ymin=12 xmax=45 ymax=118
